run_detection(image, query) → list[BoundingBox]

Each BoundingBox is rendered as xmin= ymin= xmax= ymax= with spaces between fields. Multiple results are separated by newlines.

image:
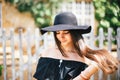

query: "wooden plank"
xmin=10 ymin=28 xmax=16 ymax=80
xmin=2 ymin=29 xmax=7 ymax=80
xmin=107 ymin=28 xmax=113 ymax=52
xmin=117 ymin=28 xmax=120 ymax=80
xmin=18 ymin=29 xmax=24 ymax=80
xmin=26 ymin=28 xmax=32 ymax=80
xmin=34 ymin=28 xmax=40 ymax=60
xmin=98 ymin=28 xmax=104 ymax=80
xmin=98 ymin=28 xmax=104 ymax=48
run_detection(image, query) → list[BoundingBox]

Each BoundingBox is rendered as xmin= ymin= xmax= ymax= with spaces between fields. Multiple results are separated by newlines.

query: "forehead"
xmin=56 ymin=30 xmax=69 ymax=32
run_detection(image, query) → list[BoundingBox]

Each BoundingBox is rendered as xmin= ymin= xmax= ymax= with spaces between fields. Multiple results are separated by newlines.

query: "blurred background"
xmin=0 ymin=0 xmax=120 ymax=80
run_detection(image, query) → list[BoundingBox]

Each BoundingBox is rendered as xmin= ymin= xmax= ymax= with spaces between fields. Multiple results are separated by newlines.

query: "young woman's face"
xmin=56 ymin=30 xmax=73 ymax=47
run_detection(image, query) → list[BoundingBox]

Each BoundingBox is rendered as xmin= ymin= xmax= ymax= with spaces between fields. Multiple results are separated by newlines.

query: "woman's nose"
xmin=59 ymin=33 xmax=64 ymax=38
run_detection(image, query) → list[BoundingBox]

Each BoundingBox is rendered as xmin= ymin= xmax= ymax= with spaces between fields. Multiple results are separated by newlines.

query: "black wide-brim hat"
xmin=41 ymin=12 xmax=91 ymax=34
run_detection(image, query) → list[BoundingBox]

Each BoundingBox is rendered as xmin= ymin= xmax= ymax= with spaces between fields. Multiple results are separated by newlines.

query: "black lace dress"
xmin=33 ymin=57 xmax=88 ymax=80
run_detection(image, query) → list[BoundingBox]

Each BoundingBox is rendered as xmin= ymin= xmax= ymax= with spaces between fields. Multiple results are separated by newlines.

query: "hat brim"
xmin=41 ymin=24 xmax=91 ymax=34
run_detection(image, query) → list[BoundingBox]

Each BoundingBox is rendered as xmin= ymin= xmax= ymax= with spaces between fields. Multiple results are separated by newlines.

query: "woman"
xmin=34 ymin=12 xmax=119 ymax=80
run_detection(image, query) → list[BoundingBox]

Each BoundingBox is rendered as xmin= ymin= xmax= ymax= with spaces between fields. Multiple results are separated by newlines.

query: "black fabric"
xmin=33 ymin=57 xmax=88 ymax=80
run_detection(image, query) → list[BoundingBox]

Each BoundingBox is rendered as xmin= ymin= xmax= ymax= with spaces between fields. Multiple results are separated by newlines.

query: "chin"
xmin=61 ymin=43 xmax=70 ymax=47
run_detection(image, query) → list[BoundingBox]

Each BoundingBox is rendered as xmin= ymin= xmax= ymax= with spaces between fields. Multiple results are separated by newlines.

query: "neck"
xmin=62 ymin=45 xmax=76 ymax=53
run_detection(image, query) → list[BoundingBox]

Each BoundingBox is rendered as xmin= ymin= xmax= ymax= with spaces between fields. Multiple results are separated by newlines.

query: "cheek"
xmin=56 ymin=35 xmax=60 ymax=40
xmin=56 ymin=35 xmax=63 ymax=43
xmin=66 ymin=35 xmax=73 ymax=42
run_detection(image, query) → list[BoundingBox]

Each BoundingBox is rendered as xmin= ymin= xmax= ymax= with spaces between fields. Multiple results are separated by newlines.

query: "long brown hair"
xmin=85 ymin=46 xmax=119 ymax=74
xmin=54 ymin=30 xmax=119 ymax=74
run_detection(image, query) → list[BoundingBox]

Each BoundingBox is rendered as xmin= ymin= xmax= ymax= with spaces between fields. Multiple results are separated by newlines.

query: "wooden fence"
xmin=0 ymin=27 xmax=120 ymax=80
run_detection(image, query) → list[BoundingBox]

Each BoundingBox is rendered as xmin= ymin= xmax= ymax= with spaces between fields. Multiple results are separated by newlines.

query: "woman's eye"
xmin=64 ymin=31 xmax=70 ymax=34
xmin=56 ymin=32 xmax=60 ymax=34
xmin=56 ymin=31 xmax=69 ymax=34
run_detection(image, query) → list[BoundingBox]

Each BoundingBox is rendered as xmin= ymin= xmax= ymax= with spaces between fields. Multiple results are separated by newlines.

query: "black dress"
xmin=33 ymin=57 xmax=88 ymax=80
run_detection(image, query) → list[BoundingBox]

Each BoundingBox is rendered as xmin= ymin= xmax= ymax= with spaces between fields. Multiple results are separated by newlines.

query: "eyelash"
xmin=56 ymin=31 xmax=70 ymax=34
xmin=64 ymin=32 xmax=70 ymax=34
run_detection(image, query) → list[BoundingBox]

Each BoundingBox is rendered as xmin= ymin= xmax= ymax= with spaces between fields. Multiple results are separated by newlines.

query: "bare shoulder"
xmin=41 ymin=46 xmax=59 ymax=57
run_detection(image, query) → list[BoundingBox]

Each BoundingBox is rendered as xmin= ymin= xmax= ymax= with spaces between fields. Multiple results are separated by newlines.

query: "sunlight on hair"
xmin=79 ymin=39 xmax=86 ymax=53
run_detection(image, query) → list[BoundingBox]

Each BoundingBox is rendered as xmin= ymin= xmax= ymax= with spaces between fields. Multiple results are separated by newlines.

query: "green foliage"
xmin=93 ymin=0 xmax=120 ymax=36
xmin=0 ymin=65 xmax=2 ymax=76
xmin=5 ymin=0 xmax=66 ymax=28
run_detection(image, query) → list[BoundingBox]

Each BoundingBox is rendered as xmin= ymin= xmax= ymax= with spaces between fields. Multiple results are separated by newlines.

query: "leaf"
xmin=100 ymin=19 xmax=110 ymax=28
xmin=95 ymin=9 xmax=105 ymax=20
xmin=0 ymin=65 xmax=3 ymax=76
xmin=36 ymin=18 xmax=45 ymax=24
xmin=111 ymin=17 xmax=119 ymax=24
xmin=36 ymin=3 xmax=42 ymax=9
xmin=31 ymin=7 xmax=38 ymax=15
xmin=44 ymin=9 xmax=51 ymax=16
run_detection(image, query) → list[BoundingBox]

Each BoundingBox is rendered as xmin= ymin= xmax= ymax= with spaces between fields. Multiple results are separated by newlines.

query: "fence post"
xmin=18 ymin=29 xmax=24 ymax=80
xmin=43 ymin=33 xmax=48 ymax=49
xmin=117 ymin=28 xmax=120 ymax=80
xmin=107 ymin=28 xmax=113 ymax=52
xmin=0 ymin=3 xmax=2 ymax=28
xmin=35 ymin=28 xmax=40 ymax=60
xmin=10 ymin=28 xmax=16 ymax=80
xmin=98 ymin=28 xmax=104 ymax=80
xmin=2 ymin=29 xmax=7 ymax=80
xmin=107 ymin=28 xmax=113 ymax=80
xmin=90 ymin=2 xmax=95 ymax=31
xmin=26 ymin=28 xmax=32 ymax=80
xmin=98 ymin=28 xmax=104 ymax=48
xmin=89 ymin=31 xmax=95 ymax=49
xmin=81 ymin=1 xmax=85 ymax=25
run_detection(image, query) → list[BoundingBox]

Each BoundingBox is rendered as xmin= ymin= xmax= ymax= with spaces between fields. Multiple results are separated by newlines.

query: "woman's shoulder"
xmin=40 ymin=46 xmax=54 ymax=57
xmin=41 ymin=46 xmax=61 ymax=57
